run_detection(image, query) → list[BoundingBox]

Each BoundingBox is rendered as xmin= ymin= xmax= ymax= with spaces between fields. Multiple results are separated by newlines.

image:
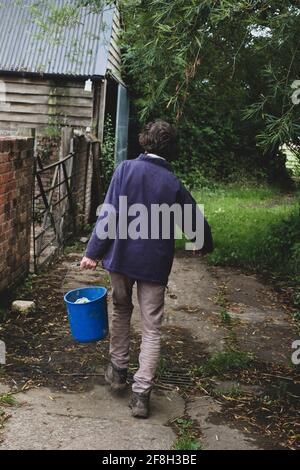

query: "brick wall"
xmin=0 ymin=137 xmax=34 ymax=294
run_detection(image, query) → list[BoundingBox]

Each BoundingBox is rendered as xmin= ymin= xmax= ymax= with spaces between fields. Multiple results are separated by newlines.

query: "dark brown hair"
xmin=139 ymin=120 xmax=177 ymax=160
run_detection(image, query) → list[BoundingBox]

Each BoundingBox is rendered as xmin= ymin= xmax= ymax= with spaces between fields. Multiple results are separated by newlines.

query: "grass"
xmin=0 ymin=394 xmax=18 ymax=434
xmin=215 ymin=384 xmax=244 ymax=398
xmin=198 ymin=185 xmax=298 ymax=273
xmin=219 ymin=308 xmax=232 ymax=325
xmin=0 ymin=394 xmax=18 ymax=406
xmin=64 ymin=240 xmax=86 ymax=255
xmin=172 ymin=418 xmax=203 ymax=451
xmin=176 ymin=183 xmax=300 ymax=285
xmin=198 ymin=351 xmax=253 ymax=376
xmin=156 ymin=356 xmax=168 ymax=378
xmin=0 ymin=409 xmax=9 ymax=430
xmin=292 ymin=312 xmax=300 ymax=322
xmin=173 ymin=433 xmax=203 ymax=451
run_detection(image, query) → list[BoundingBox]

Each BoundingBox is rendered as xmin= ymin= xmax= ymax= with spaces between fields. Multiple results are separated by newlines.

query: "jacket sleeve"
xmin=85 ymin=163 xmax=123 ymax=260
xmin=177 ymin=183 xmax=213 ymax=254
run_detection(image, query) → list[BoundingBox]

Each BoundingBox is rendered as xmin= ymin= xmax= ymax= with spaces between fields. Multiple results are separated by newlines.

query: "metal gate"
xmin=31 ymin=130 xmax=104 ymax=273
xmin=32 ymin=150 xmax=76 ymax=273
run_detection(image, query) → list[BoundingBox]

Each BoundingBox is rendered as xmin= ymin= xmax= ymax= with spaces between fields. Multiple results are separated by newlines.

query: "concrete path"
xmin=0 ymin=385 xmax=183 ymax=450
xmin=0 ymin=250 xmax=298 ymax=450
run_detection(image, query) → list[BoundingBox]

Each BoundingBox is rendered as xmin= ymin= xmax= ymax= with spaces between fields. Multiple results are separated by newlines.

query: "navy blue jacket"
xmin=85 ymin=154 xmax=213 ymax=285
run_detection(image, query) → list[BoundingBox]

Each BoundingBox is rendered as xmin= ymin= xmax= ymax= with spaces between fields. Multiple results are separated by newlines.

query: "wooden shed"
xmin=0 ymin=0 xmax=129 ymax=163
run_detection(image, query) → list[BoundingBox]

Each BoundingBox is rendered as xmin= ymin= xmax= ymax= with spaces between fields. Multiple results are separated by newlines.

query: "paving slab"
xmin=0 ymin=386 xmax=184 ymax=450
xmin=187 ymin=396 xmax=260 ymax=450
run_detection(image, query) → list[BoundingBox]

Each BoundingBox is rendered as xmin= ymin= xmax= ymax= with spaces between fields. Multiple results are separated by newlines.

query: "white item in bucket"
xmin=75 ymin=297 xmax=90 ymax=304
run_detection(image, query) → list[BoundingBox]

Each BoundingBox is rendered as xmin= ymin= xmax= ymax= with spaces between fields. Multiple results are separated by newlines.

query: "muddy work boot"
xmin=105 ymin=362 xmax=127 ymax=392
xmin=129 ymin=391 xmax=151 ymax=419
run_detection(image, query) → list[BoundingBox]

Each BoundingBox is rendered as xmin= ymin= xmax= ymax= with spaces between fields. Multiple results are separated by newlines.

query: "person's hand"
xmin=80 ymin=256 xmax=98 ymax=270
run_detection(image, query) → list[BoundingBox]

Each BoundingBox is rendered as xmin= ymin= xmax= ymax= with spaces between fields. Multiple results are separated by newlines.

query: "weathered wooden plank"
xmin=57 ymin=116 xmax=93 ymax=127
xmin=111 ymin=32 xmax=120 ymax=45
xmin=3 ymin=102 xmax=92 ymax=118
xmin=113 ymin=17 xmax=121 ymax=31
xmin=112 ymin=19 xmax=120 ymax=32
xmin=3 ymin=93 xmax=49 ymax=104
xmin=112 ymin=30 xmax=120 ymax=42
xmin=52 ymin=106 xmax=93 ymax=119
xmin=51 ymin=86 xmax=93 ymax=99
xmin=109 ymin=44 xmax=122 ymax=65
xmin=4 ymin=93 xmax=93 ymax=107
xmin=114 ymin=5 xmax=121 ymax=22
xmin=0 ymin=112 xmax=91 ymax=127
xmin=109 ymin=47 xmax=122 ymax=66
xmin=0 ymin=76 xmax=87 ymax=88
xmin=108 ymin=54 xmax=122 ymax=75
xmin=110 ymin=22 xmax=122 ymax=67
xmin=107 ymin=62 xmax=120 ymax=77
xmin=111 ymin=31 xmax=121 ymax=51
xmin=4 ymin=82 xmax=93 ymax=98
xmin=4 ymin=93 xmax=52 ymax=105
xmin=5 ymin=103 xmax=49 ymax=115
xmin=0 ymin=121 xmax=43 ymax=129
xmin=48 ymin=96 xmax=93 ymax=108
xmin=108 ymin=55 xmax=121 ymax=72
xmin=0 ymin=112 xmax=49 ymax=124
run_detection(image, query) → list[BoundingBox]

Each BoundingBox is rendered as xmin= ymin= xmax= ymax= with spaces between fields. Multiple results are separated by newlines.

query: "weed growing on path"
xmin=172 ymin=417 xmax=203 ymax=451
xmin=198 ymin=351 xmax=253 ymax=377
xmin=0 ymin=394 xmax=18 ymax=406
xmin=219 ymin=308 xmax=232 ymax=325
xmin=0 ymin=393 xmax=19 ymax=440
xmin=215 ymin=384 xmax=244 ymax=399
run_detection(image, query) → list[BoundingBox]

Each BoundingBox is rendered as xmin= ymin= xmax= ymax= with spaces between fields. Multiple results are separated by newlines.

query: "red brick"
xmin=0 ymin=161 xmax=12 ymax=173
xmin=0 ymin=172 xmax=14 ymax=185
xmin=0 ymin=141 xmax=12 ymax=153
xmin=0 ymin=137 xmax=33 ymax=293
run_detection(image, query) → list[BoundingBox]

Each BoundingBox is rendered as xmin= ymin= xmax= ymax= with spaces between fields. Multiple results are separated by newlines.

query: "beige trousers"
xmin=109 ymin=272 xmax=165 ymax=393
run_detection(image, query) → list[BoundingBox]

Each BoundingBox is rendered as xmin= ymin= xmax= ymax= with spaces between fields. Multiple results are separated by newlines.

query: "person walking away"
xmin=81 ymin=120 xmax=213 ymax=418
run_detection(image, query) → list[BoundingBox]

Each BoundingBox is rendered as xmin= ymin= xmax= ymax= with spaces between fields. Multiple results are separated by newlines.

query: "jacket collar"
xmin=136 ymin=154 xmax=174 ymax=172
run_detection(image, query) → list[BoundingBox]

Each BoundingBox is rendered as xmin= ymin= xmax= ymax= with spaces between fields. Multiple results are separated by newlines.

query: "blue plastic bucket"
xmin=64 ymin=286 xmax=108 ymax=343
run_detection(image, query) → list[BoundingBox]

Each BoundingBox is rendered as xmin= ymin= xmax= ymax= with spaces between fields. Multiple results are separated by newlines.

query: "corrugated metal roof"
xmin=0 ymin=0 xmax=115 ymax=78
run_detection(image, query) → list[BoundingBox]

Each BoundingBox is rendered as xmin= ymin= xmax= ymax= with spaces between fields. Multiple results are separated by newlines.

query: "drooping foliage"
xmin=24 ymin=0 xmax=300 ymax=183
xmin=120 ymin=0 xmax=300 ymax=183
